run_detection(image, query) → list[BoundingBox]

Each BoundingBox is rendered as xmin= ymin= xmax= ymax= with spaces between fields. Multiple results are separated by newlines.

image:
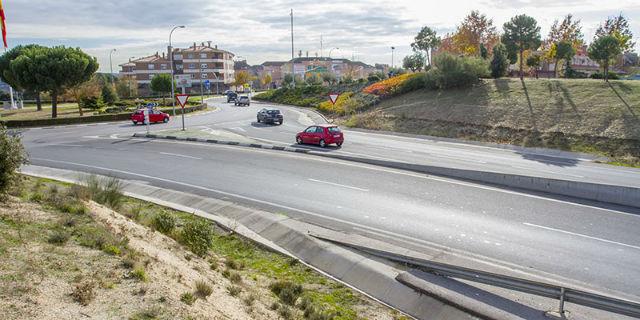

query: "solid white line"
xmin=523 ymin=222 xmax=640 ymax=251
xmin=159 ymin=152 xmax=202 ymax=160
xmin=308 ymin=178 xmax=369 ymax=192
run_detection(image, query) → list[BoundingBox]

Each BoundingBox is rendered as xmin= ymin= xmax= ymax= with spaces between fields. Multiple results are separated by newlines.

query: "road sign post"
xmin=329 ymin=93 xmax=340 ymax=105
xmin=176 ymin=94 xmax=189 ymax=131
xmin=143 ymin=108 xmax=150 ymax=134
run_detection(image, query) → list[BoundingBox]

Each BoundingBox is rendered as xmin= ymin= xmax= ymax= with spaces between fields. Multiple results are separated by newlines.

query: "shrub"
xmin=269 ymin=280 xmax=303 ymax=306
xmin=152 ymin=211 xmax=176 ymax=234
xmin=103 ymin=244 xmax=122 ymax=256
xmin=131 ymin=267 xmax=148 ymax=282
xmin=94 ymin=177 xmax=124 ymax=209
xmin=48 ymin=230 xmax=70 ymax=245
xmin=79 ymin=95 xmax=105 ymax=109
xmin=363 ymin=73 xmax=416 ymax=97
xmin=278 ymin=305 xmax=294 ymax=320
xmin=0 ymin=125 xmax=27 ymax=199
xmin=180 ymin=219 xmax=214 ymax=257
xmin=195 ymin=280 xmax=213 ymax=299
xmin=227 ymin=285 xmax=242 ymax=297
xmin=243 ymin=292 xmax=257 ymax=306
xmin=429 ymin=53 xmax=489 ymax=89
xmin=71 ymin=281 xmax=96 ymax=306
xmin=225 ymin=257 xmax=244 ymax=270
xmin=180 ymin=292 xmax=196 ymax=305
xmin=101 ymin=84 xmax=118 ymax=105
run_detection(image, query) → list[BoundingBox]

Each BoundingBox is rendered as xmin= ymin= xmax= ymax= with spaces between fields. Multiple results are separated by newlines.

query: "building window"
xmin=176 ymin=64 xmax=183 ymax=70
xmin=173 ymin=54 xmax=183 ymax=60
xmin=148 ymin=64 xmax=155 ymax=70
xmin=187 ymin=54 xmax=194 ymax=59
xmin=200 ymin=63 xmax=208 ymax=69
xmin=190 ymin=74 xmax=195 ymax=79
xmin=149 ymin=74 xmax=154 ymax=80
xmin=160 ymin=64 xmax=167 ymax=70
xmin=200 ymin=53 xmax=207 ymax=59
xmin=201 ymin=73 xmax=208 ymax=79
xmin=188 ymin=63 xmax=196 ymax=69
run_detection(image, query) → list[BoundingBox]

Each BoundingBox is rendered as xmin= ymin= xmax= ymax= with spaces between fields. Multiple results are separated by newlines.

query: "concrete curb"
xmin=132 ymin=133 xmax=640 ymax=209
xmin=21 ymin=165 xmax=479 ymax=320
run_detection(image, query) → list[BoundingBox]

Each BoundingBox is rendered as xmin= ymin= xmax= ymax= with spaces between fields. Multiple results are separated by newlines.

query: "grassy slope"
xmin=375 ymin=78 xmax=640 ymax=140
xmin=346 ymin=78 xmax=640 ymax=162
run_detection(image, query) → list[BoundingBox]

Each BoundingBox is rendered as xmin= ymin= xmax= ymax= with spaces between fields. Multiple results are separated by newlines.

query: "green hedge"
xmin=2 ymin=104 xmax=206 ymax=128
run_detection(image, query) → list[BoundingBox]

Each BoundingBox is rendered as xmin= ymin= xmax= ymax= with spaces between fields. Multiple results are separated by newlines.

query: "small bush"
xmin=243 ymin=292 xmax=257 ymax=306
xmin=278 ymin=305 xmax=294 ymax=320
xmin=68 ymin=184 xmax=91 ymax=201
xmin=103 ymin=244 xmax=122 ymax=256
xmin=225 ymin=257 xmax=243 ymax=270
xmin=0 ymin=124 xmax=27 ymax=199
xmin=208 ymin=257 xmax=219 ymax=270
xmin=224 ymin=269 xmax=242 ymax=284
xmin=428 ymin=53 xmax=489 ymax=89
xmin=180 ymin=292 xmax=196 ymax=305
xmin=270 ymin=280 xmax=303 ymax=306
xmin=152 ymin=211 xmax=176 ymax=234
xmin=95 ymin=177 xmax=124 ymax=209
xmin=71 ymin=281 xmax=95 ymax=306
xmin=29 ymin=191 xmax=44 ymax=202
xmin=47 ymin=230 xmax=70 ymax=245
xmin=227 ymin=285 xmax=242 ymax=297
xmin=180 ymin=219 xmax=214 ymax=257
xmin=131 ymin=267 xmax=148 ymax=282
xmin=129 ymin=307 xmax=162 ymax=320
xmin=195 ymin=280 xmax=213 ymax=299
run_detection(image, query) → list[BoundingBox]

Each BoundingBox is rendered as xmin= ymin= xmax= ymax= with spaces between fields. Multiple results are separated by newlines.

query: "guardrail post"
xmin=559 ymin=287 xmax=566 ymax=317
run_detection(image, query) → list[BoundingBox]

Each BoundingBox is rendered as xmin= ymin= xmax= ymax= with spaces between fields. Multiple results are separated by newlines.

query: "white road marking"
xmin=523 ymin=222 xmax=640 ymax=251
xmin=59 ymin=137 xmax=640 ymax=218
xmin=109 ymin=134 xmax=120 ymax=139
xmin=308 ymin=178 xmax=369 ymax=192
xmin=510 ymin=165 xmax=585 ymax=178
xmin=159 ymin=152 xmax=202 ymax=160
xmin=231 ymin=127 xmax=246 ymax=132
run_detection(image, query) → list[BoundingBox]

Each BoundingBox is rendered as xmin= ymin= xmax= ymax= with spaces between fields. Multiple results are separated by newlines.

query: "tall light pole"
xmin=169 ymin=25 xmax=185 ymax=117
xmin=109 ymin=49 xmax=117 ymax=87
xmin=128 ymin=56 xmax=135 ymax=98
xmin=391 ymin=46 xmax=395 ymax=69
xmin=290 ymin=9 xmax=295 ymax=88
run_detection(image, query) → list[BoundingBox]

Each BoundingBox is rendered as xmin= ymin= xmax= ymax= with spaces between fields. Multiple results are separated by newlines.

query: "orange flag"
xmin=0 ymin=0 xmax=7 ymax=48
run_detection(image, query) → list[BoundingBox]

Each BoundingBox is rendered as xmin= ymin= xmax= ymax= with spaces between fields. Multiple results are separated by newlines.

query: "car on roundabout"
xmin=130 ymin=109 xmax=170 ymax=125
xmin=235 ymin=95 xmax=250 ymax=106
xmin=296 ymin=124 xmax=344 ymax=148
xmin=227 ymin=92 xmax=238 ymax=103
xmin=256 ymin=108 xmax=283 ymax=125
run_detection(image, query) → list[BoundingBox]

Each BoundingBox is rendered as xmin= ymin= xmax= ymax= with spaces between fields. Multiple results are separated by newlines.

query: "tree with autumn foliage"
xmin=545 ymin=14 xmax=584 ymax=76
xmin=595 ymin=14 xmax=635 ymax=53
xmin=450 ymin=11 xmax=500 ymax=57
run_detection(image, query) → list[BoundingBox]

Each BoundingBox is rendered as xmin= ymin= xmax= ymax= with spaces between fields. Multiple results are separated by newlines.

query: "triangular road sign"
xmin=329 ymin=93 xmax=340 ymax=105
xmin=176 ymin=94 xmax=189 ymax=108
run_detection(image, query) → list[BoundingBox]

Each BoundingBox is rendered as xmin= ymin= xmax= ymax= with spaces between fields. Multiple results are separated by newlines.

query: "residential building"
xmin=119 ymin=42 xmax=235 ymax=96
xmin=258 ymin=57 xmax=377 ymax=88
xmin=171 ymin=42 xmax=235 ymax=94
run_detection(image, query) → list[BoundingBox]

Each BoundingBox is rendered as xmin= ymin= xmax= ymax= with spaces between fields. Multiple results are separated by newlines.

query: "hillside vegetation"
xmin=344 ymin=78 xmax=640 ymax=163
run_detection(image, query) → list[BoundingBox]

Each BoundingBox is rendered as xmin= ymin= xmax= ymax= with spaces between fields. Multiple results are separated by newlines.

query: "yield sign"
xmin=328 ymin=93 xmax=340 ymax=105
xmin=176 ymin=94 xmax=189 ymax=108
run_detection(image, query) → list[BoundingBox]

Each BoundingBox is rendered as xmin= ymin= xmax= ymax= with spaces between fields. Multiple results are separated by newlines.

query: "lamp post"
xmin=128 ymin=56 xmax=135 ymax=98
xmin=391 ymin=46 xmax=395 ymax=69
xmin=169 ymin=25 xmax=185 ymax=117
xmin=109 ymin=49 xmax=117 ymax=87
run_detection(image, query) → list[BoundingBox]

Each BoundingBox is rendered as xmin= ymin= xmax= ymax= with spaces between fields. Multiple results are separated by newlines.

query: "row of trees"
xmin=0 ymin=45 xmax=98 ymax=118
xmin=404 ymin=12 xmax=635 ymax=82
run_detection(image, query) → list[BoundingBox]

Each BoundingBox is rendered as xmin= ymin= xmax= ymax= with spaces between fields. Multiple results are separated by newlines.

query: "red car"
xmin=296 ymin=124 xmax=344 ymax=148
xmin=131 ymin=109 xmax=170 ymax=125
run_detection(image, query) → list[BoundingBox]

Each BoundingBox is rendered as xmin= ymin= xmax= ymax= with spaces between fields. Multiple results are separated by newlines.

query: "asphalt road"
xmin=19 ymin=98 xmax=640 ymax=301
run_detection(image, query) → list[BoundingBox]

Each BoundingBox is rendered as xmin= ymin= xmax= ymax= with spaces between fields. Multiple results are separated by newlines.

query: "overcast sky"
xmin=5 ymin=0 xmax=639 ymax=72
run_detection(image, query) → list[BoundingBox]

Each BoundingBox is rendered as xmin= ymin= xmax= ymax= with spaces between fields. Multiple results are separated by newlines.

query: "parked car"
xmin=235 ymin=95 xmax=250 ymax=106
xmin=131 ymin=109 xmax=169 ymax=125
xmin=227 ymin=92 xmax=238 ymax=103
xmin=296 ymin=124 xmax=344 ymax=148
xmin=256 ymin=108 xmax=283 ymax=125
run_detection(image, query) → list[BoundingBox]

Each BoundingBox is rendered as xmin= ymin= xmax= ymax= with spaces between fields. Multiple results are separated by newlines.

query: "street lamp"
xmin=328 ymin=47 xmax=339 ymax=59
xmin=128 ymin=56 xmax=135 ymax=98
xmin=169 ymin=25 xmax=185 ymax=117
xmin=109 ymin=49 xmax=117 ymax=87
xmin=391 ymin=46 xmax=395 ymax=69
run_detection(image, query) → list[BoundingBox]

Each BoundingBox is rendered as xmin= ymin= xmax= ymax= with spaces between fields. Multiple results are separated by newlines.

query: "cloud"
xmin=4 ymin=0 xmax=639 ymax=72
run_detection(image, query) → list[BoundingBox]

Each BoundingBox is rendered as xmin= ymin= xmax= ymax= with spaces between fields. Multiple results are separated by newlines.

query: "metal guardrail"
xmin=311 ymin=234 xmax=640 ymax=318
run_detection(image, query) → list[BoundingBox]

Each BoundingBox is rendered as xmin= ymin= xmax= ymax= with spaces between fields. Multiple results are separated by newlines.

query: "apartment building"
xmin=170 ymin=42 xmax=235 ymax=94
xmin=258 ymin=58 xmax=377 ymax=87
xmin=119 ymin=42 xmax=235 ymax=96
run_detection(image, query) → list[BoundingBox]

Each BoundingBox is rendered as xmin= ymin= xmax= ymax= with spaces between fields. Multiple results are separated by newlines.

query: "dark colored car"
xmin=235 ymin=96 xmax=250 ymax=106
xmin=224 ymin=90 xmax=234 ymax=96
xmin=227 ymin=92 xmax=238 ymax=103
xmin=131 ymin=109 xmax=169 ymax=125
xmin=256 ymin=108 xmax=283 ymax=125
xmin=296 ymin=124 xmax=344 ymax=148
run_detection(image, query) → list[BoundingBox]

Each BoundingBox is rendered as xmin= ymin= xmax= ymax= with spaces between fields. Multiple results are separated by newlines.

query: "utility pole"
xmin=320 ymin=34 xmax=323 ymax=58
xmin=290 ymin=9 xmax=295 ymax=88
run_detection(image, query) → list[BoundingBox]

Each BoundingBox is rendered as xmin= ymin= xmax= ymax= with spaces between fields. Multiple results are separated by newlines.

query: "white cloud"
xmin=5 ymin=0 xmax=639 ymax=72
